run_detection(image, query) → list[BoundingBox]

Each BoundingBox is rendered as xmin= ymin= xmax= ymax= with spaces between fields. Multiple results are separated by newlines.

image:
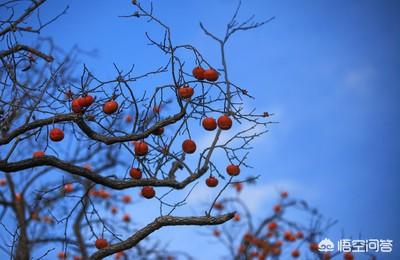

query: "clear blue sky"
xmin=15 ymin=0 xmax=400 ymax=259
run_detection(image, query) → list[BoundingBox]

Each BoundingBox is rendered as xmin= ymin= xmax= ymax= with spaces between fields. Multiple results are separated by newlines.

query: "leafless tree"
xmin=203 ymin=185 xmax=376 ymax=260
xmin=0 ymin=1 xmax=276 ymax=259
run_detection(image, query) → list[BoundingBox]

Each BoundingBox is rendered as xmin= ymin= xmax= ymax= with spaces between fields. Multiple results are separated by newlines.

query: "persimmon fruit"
xmin=78 ymin=94 xmax=94 ymax=107
xmin=206 ymin=176 xmax=218 ymax=187
xmin=268 ymin=221 xmax=278 ymax=231
xmin=103 ymin=100 xmax=118 ymax=114
xmin=178 ymin=86 xmax=194 ymax=99
xmin=291 ymin=249 xmax=300 ymax=258
xmin=134 ymin=141 xmax=149 ymax=156
xmin=192 ymin=66 xmax=205 ymax=80
xmin=182 ymin=139 xmax=196 ymax=154
xmin=202 ymin=117 xmax=217 ymax=131
xmin=95 ymin=238 xmax=108 ymax=249
xmin=204 ymin=68 xmax=219 ymax=81
xmin=152 ymin=127 xmax=164 ymax=136
xmin=50 ymin=128 xmax=64 ymax=142
xmin=64 ymin=183 xmax=73 ymax=193
xmin=217 ymin=115 xmax=232 ymax=130
xmin=71 ymin=99 xmax=83 ymax=114
xmin=129 ymin=167 xmax=142 ymax=180
xmin=122 ymin=195 xmax=131 ymax=204
xmin=141 ymin=186 xmax=155 ymax=199
xmin=33 ymin=151 xmax=45 ymax=158
xmin=226 ymin=164 xmax=240 ymax=176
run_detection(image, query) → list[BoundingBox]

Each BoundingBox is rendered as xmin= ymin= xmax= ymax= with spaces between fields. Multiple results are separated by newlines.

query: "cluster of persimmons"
xmin=22 ymin=66 xmax=247 ymax=257
xmin=209 ymin=190 xmax=357 ymax=260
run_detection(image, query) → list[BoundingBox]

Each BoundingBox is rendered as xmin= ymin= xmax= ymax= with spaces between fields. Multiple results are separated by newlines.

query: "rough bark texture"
xmin=90 ymin=213 xmax=235 ymax=260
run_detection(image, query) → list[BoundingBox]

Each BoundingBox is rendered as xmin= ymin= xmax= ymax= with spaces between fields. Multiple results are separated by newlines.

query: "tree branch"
xmin=89 ymin=213 xmax=235 ymax=260
xmin=0 ymin=44 xmax=54 ymax=62
xmin=0 ymin=156 xmax=209 ymax=190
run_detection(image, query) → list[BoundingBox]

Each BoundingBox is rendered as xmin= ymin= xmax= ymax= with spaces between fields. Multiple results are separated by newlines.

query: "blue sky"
xmin=9 ymin=0 xmax=400 ymax=259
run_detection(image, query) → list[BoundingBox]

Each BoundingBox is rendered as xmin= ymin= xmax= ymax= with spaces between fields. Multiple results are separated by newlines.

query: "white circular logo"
xmin=319 ymin=238 xmax=335 ymax=252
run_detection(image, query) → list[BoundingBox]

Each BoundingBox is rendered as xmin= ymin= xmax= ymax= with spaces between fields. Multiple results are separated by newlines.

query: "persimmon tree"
xmin=204 ymin=186 xmax=377 ymax=260
xmin=0 ymin=1 xmax=275 ymax=259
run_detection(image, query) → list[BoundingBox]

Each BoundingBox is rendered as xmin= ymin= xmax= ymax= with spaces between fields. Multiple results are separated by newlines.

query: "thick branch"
xmin=0 ymin=108 xmax=185 ymax=146
xmin=74 ymin=107 xmax=185 ymax=145
xmin=0 ymin=44 xmax=54 ymax=62
xmin=0 ymin=156 xmax=208 ymax=190
xmin=89 ymin=213 xmax=235 ymax=260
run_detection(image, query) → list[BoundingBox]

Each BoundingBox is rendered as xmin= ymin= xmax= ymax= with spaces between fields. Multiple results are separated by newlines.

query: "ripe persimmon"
xmin=206 ymin=176 xmax=218 ymax=187
xmin=273 ymin=204 xmax=282 ymax=214
xmin=280 ymin=191 xmax=288 ymax=198
xmin=115 ymin=252 xmax=125 ymax=260
xmin=122 ymin=214 xmax=131 ymax=222
xmin=103 ymin=100 xmax=118 ymax=114
xmin=98 ymin=189 xmax=110 ymax=199
xmin=344 ymin=252 xmax=354 ymax=260
xmin=78 ymin=94 xmax=94 ymax=107
xmin=323 ymin=252 xmax=331 ymax=260
xmin=182 ymin=139 xmax=196 ymax=154
xmin=213 ymin=229 xmax=221 ymax=237
xmin=141 ymin=186 xmax=155 ymax=199
xmin=129 ymin=167 xmax=142 ymax=179
xmin=309 ymin=242 xmax=319 ymax=252
xmin=71 ymin=98 xmax=83 ymax=114
xmin=233 ymin=182 xmax=243 ymax=192
xmin=217 ymin=115 xmax=232 ymax=130
xmin=204 ymin=68 xmax=219 ymax=81
xmin=134 ymin=141 xmax=149 ymax=156
xmin=214 ymin=202 xmax=224 ymax=210
xmin=291 ymin=249 xmax=300 ymax=258
xmin=226 ymin=164 xmax=240 ymax=176
xmin=33 ymin=151 xmax=45 ymax=158
xmin=95 ymin=238 xmax=108 ymax=249
xmin=202 ymin=117 xmax=217 ymax=131
xmin=122 ymin=195 xmax=131 ymax=204
xmin=64 ymin=183 xmax=73 ymax=193
xmin=192 ymin=66 xmax=205 ymax=80
xmin=50 ymin=128 xmax=64 ymax=142
xmin=295 ymin=231 xmax=304 ymax=239
xmin=125 ymin=115 xmax=132 ymax=123
xmin=57 ymin=252 xmax=66 ymax=259
xmin=268 ymin=221 xmax=278 ymax=231
xmin=271 ymin=247 xmax=282 ymax=256
xmin=283 ymin=230 xmax=292 ymax=241
xmin=178 ymin=86 xmax=194 ymax=99
xmin=152 ymin=127 xmax=164 ymax=136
